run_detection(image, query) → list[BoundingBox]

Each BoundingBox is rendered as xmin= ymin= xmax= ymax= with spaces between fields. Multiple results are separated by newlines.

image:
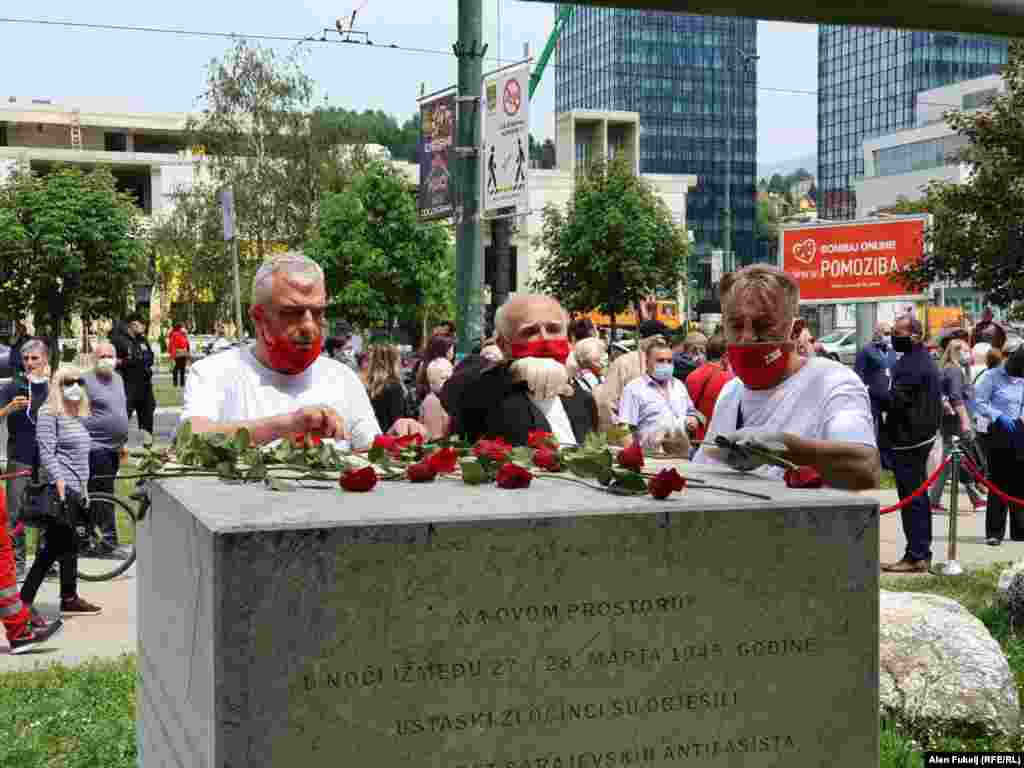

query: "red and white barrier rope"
xmin=879 ymin=456 xmax=952 ymax=515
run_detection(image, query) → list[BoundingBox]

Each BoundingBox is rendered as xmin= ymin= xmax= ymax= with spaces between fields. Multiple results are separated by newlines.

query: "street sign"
xmin=780 ymin=216 xmax=929 ymax=304
xmin=482 ymin=62 xmax=530 ymax=215
xmin=219 ymin=188 xmax=235 ymax=241
xmin=711 ymin=249 xmax=724 ymax=285
xmin=418 ymin=92 xmax=457 ymax=220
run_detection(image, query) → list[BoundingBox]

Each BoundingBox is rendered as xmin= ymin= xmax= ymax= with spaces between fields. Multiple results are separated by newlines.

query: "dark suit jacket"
xmin=854 ymin=341 xmax=897 ymax=410
xmin=447 ymin=361 xmax=597 ymax=446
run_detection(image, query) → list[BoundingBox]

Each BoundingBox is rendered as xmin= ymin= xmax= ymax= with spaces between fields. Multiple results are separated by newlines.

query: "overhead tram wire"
xmin=0 ymin=15 xmax=964 ymax=108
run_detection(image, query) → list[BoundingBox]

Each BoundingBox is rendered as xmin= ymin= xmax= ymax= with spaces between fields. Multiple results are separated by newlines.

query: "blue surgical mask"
xmin=882 ymin=335 xmax=892 ymax=347
xmin=652 ymin=363 xmax=674 ymax=382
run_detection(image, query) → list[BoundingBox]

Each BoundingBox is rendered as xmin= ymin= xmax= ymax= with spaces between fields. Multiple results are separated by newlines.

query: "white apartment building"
xmin=488 ymin=110 xmax=696 ymax=295
xmin=853 ymin=74 xmax=1005 ymax=318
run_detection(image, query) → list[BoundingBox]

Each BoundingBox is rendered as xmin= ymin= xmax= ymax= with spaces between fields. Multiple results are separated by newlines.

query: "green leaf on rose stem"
xmin=510 ymin=447 xmax=533 ymax=465
xmin=567 ymin=456 xmax=606 ymax=479
xmin=367 ymin=445 xmax=386 ymax=464
xmin=232 ymin=428 xmax=252 ymax=455
xmin=216 ymin=460 xmax=237 ymax=479
xmin=605 ymin=425 xmax=631 ymax=445
xmin=596 ymin=466 xmax=614 ymax=487
xmin=460 ymin=458 xmax=487 ymax=486
xmin=610 ymin=470 xmax=647 ymax=492
xmin=142 ymin=431 xmax=154 ymax=449
xmin=245 ymin=459 xmax=267 ymax=481
xmin=265 ymin=476 xmax=297 ymax=492
xmin=175 ymin=420 xmax=193 ymax=452
xmin=206 ymin=433 xmax=227 ymax=449
xmin=584 ymin=432 xmax=608 ymax=453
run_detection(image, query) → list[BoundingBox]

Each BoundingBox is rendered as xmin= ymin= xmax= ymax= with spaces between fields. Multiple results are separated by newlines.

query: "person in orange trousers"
xmin=0 ymin=483 xmax=63 ymax=654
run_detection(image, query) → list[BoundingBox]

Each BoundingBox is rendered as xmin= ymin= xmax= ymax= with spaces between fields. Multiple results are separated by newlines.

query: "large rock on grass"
xmin=880 ymin=591 xmax=1019 ymax=737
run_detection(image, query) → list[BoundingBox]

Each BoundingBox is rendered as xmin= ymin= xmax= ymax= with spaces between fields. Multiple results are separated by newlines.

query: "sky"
xmin=0 ymin=2 xmax=819 ymax=167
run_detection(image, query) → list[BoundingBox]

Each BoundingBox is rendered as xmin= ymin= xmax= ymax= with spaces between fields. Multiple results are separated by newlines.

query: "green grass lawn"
xmin=0 ymin=655 xmax=137 ymax=768
xmin=880 ymin=470 xmax=897 ymax=490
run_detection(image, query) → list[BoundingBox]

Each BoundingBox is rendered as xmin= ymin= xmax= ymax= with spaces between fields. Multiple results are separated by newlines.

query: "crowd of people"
xmin=3 ymin=251 xmax=1022 ymax=652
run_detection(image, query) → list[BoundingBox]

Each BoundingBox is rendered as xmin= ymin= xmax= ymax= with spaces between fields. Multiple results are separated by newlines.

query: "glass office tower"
xmin=555 ymin=9 xmax=758 ymax=270
xmin=818 ymin=28 xmax=1006 ymax=220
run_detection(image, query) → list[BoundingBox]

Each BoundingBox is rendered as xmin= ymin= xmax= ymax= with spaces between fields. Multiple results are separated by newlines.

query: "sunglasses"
xmin=62 ymin=378 xmax=85 ymax=387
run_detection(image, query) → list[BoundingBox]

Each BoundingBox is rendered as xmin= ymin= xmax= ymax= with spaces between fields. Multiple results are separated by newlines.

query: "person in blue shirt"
xmin=974 ymin=343 xmax=1024 ymax=545
xmin=854 ymin=322 xmax=898 ymax=470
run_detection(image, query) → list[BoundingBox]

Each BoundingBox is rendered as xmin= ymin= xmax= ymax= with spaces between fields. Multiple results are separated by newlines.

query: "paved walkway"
xmin=1 ymin=486 xmax=1020 ymax=672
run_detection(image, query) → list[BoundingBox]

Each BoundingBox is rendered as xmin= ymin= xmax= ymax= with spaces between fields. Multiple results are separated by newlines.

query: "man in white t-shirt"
xmin=182 ymin=254 xmax=422 ymax=449
xmin=693 ymin=265 xmax=879 ymax=491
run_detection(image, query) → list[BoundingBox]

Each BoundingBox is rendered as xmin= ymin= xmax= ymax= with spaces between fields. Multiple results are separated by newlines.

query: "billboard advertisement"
xmin=482 ymin=62 xmax=530 ymax=215
xmin=780 ymin=217 xmax=928 ymax=303
xmin=418 ymin=92 xmax=457 ymax=220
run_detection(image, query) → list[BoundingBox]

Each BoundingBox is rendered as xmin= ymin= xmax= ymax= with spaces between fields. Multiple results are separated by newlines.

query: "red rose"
xmin=372 ymin=435 xmax=399 ymax=454
xmin=649 ymin=468 xmax=687 ymax=499
xmin=340 ymin=466 xmax=378 ymax=492
xmin=784 ymin=467 xmax=824 ymax=489
xmin=406 ymin=461 xmax=437 ymax=483
xmin=617 ymin=442 xmax=644 ymax=472
xmin=532 ymin=447 xmax=561 ymax=472
xmin=473 ymin=438 xmax=513 ymax=463
xmin=496 ymin=463 xmax=533 ymax=489
xmin=528 ymin=430 xmax=558 ymax=450
xmin=427 ymin=447 xmax=459 ymax=474
xmin=395 ymin=434 xmax=423 ymax=451
xmin=291 ymin=432 xmax=323 ymax=448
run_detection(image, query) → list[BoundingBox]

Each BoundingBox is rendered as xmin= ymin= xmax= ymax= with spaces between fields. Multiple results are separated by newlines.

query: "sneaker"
xmin=986 ymin=538 xmax=1002 ymax=547
xmin=9 ymin=618 xmax=64 ymax=655
xmin=60 ymin=596 xmax=102 ymax=616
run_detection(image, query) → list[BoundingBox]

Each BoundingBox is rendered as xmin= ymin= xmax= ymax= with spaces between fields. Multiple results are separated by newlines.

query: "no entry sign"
xmin=780 ymin=217 xmax=928 ymax=303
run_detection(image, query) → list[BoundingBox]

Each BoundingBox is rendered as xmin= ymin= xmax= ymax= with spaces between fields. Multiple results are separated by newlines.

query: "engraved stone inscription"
xmin=247 ymin=510 xmax=876 ymax=766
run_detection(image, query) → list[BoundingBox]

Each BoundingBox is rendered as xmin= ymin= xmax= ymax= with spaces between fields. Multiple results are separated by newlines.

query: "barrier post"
xmin=934 ymin=436 xmax=964 ymax=577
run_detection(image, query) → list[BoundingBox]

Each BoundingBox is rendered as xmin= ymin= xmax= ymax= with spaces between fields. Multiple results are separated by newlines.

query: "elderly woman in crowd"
xmin=0 ymin=339 xmax=50 ymax=578
xmin=20 ymin=364 xmax=102 ymax=617
xmin=929 ymin=339 xmax=985 ymax=512
xmin=975 ymin=343 xmax=1024 ymax=546
xmin=573 ymin=337 xmax=607 ymax=395
xmin=420 ymin=358 xmax=454 ymax=440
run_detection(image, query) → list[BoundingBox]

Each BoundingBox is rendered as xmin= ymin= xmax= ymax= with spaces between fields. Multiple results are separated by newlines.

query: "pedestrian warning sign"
xmin=482 ymin=62 xmax=530 ymax=215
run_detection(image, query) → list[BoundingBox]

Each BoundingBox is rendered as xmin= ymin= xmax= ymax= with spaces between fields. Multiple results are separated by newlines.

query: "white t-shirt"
xmin=182 ymin=346 xmax=382 ymax=450
xmin=693 ymin=357 xmax=876 ymax=480
xmin=535 ymin=397 xmax=577 ymax=446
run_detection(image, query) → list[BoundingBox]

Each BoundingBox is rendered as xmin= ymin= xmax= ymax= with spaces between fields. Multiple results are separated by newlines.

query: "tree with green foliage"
xmin=530 ymin=157 xmax=689 ymax=341
xmin=0 ymin=166 xmax=145 ymax=365
xmin=187 ymin=40 xmax=349 ymax=256
xmin=897 ymin=41 xmax=1024 ymax=307
xmin=305 ymin=161 xmax=452 ymax=334
xmin=313 ymin=107 xmax=420 ymax=163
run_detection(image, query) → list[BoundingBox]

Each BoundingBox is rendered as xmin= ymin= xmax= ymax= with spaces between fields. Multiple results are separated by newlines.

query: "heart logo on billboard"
xmin=792 ymin=238 xmax=817 ymax=265
xmin=503 ymin=78 xmax=522 ymax=117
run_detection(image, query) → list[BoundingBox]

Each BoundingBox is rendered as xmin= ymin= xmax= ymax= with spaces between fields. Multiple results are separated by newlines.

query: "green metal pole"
xmin=454 ymin=0 xmax=485 ymax=355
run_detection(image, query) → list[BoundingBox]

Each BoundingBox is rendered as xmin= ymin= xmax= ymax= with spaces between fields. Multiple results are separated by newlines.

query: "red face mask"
xmin=727 ymin=342 xmax=793 ymax=390
xmin=260 ymin=326 xmax=323 ymax=375
xmin=508 ymin=338 xmax=571 ymax=364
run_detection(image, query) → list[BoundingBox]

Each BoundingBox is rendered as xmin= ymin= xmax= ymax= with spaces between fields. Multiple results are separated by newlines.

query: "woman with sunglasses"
xmin=19 ymin=365 xmax=102 ymax=617
xmin=0 ymin=339 xmax=50 ymax=579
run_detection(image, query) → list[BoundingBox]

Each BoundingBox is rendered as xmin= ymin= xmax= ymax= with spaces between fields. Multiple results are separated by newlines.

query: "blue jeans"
xmin=892 ymin=442 xmax=933 ymax=562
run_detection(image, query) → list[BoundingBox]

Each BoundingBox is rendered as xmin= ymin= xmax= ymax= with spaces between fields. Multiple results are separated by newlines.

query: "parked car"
xmin=817 ymin=329 xmax=858 ymax=366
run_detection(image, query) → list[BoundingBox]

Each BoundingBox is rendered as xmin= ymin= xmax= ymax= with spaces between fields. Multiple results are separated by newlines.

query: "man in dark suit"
xmin=854 ymin=321 xmax=898 ymax=470
xmin=448 ymin=295 xmax=597 ymax=446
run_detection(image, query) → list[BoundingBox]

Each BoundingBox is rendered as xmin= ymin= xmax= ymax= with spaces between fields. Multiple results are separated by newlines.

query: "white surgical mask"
xmin=96 ymin=358 xmax=116 ymax=373
xmin=27 ymin=374 xmax=47 ymax=385
xmin=62 ymin=384 xmax=83 ymax=402
xmin=652 ymin=363 xmax=674 ymax=382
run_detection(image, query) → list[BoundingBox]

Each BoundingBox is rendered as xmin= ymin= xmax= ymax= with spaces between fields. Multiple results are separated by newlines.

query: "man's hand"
xmin=290 ymin=406 xmax=347 ymax=440
xmin=705 ymin=428 xmax=790 ymax=472
xmin=7 ymin=395 xmax=29 ymax=413
xmin=509 ymin=357 xmax=573 ymax=401
xmin=55 ymin=478 xmax=66 ymax=501
xmin=388 ymin=418 xmax=427 ymax=438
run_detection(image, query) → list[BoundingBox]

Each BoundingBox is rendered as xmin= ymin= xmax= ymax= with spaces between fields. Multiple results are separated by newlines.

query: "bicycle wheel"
xmin=77 ymin=492 xmax=137 ymax=582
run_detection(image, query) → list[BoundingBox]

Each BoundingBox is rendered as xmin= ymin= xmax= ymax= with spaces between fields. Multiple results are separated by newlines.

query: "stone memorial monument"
xmin=137 ymin=464 xmax=879 ymax=766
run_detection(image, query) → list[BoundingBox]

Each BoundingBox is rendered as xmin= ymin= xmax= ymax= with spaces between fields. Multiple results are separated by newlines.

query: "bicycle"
xmin=76 ymin=482 xmax=151 ymax=582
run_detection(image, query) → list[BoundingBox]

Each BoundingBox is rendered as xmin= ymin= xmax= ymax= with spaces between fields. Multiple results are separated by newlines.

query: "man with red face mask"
xmin=448 ymin=294 xmax=597 ymax=446
xmin=693 ymin=265 xmax=879 ymax=491
xmin=182 ymin=253 xmax=424 ymax=448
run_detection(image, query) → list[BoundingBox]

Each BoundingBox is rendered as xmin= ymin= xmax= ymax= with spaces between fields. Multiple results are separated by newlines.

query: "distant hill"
xmin=758 ymin=153 xmax=817 ymax=182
